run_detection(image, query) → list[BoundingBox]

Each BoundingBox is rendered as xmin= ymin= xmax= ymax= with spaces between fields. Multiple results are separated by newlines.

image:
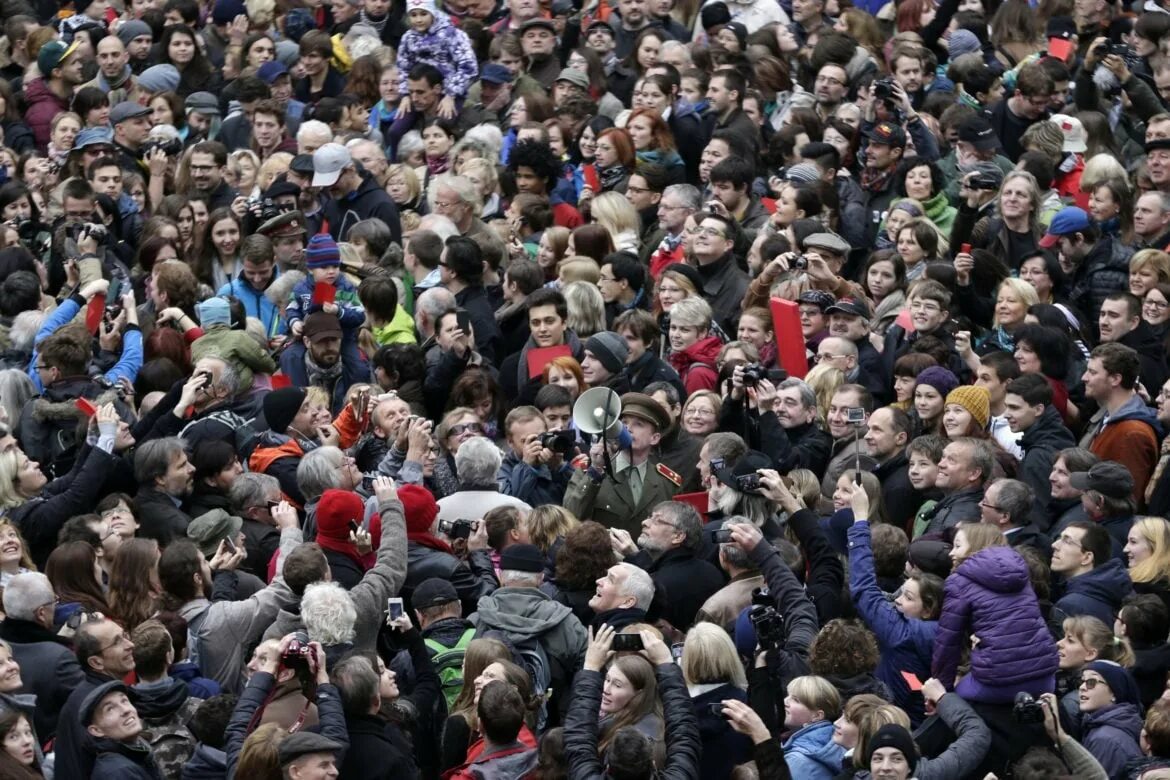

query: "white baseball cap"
xmin=312 ymin=143 xmax=352 ymax=187
xmin=1050 ymin=113 xmax=1087 ymax=154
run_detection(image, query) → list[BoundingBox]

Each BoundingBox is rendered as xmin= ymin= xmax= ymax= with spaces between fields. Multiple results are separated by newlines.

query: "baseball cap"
xmin=555 ymin=68 xmax=589 ymax=90
xmin=519 ymin=17 xmax=556 ymax=34
xmin=826 ymin=296 xmax=872 ymax=319
xmin=37 ymin=40 xmax=78 ymax=77
xmin=110 ymin=101 xmax=151 ymax=125
xmin=863 ymin=121 xmax=907 ymax=148
xmin=480 ymin=63 xmax=514 ymax=85
xmin=1038 ymin=206 xmax=1091 ymax=248
xmin=74 ymin=126 xmax=114 ymax=151
xmin=1069 ymin=461 xmax=1135 ymax=500
xmin=585 ymin=19 xmax=614 ymax=36
xmin=1047 ymin=15 xmax=1077 ymax=40
xmin=289 ymin=154 xmax=316 ymax=177
xmin=412 ymin=577 xmax=459 ymax=609
xmin=957 ymin=116 xmax=1000 ymax=152
xmin=185 ymin=92 xmax=221 ymax=117
xmin=257 ymin=60 xmax=290 ymax=85
xmin=1050 ymin=113 xmax=1088 ymax=153
xmin=302 ymin=312 xmax=343 ymax=342
xmin=312 ymin=143 xmax=352 ymax=188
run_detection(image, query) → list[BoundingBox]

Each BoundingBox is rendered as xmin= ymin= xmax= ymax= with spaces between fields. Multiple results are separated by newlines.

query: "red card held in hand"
xmin=312 ymin=282 xmax=337 ymax=306
xmin=75 ymin=397 xmax=97 ymax=417
xmin=86 ymin=294 xmax=105 ymax=334
xmin=526 ymin=345 xmax=572 ymax=379
xmin=271 ymin=374 xmax=292 ymax=389
xmin=901 ymin=671 xmax=924 ymax=691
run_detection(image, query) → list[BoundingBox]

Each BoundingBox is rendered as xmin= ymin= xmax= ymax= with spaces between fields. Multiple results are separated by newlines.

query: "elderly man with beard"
xmin=158 ymin=502 xmax=301 ymax=693
xmin=185 ymin=141 xmax=238 ymax=209
xmin=611 ymin=500 xmax=723 ymax=633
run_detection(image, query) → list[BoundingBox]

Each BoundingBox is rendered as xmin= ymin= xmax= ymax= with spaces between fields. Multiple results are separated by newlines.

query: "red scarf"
xmin=408 ymin=530 xmax=453 ymax=555
xmin=317 ymin=512 xmax=383 ymax=570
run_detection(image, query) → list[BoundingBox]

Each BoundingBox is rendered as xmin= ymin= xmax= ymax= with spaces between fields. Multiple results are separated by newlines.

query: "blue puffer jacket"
xmin=781 ymin=719 xmax=843 ymax=780
xmin=848 ymin=522 xmax=937 ymax=724
xmin=1053 ymin=558 xmax=1134 ymax=627
xmin=218 ymin=271 xmax=285 ymax=339
xmin=933 ymin=546 xmax=1058 ymax=691
xmin=1081 ymin=703 xmax=1143 ymax=780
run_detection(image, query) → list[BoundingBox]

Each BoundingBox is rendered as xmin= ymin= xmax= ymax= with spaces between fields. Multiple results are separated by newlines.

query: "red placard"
xmin=526 ymin=344 xmax=573 ymax=379
xmin=87 ymin=294 xmax=105 ymax=335
xmin=75 ymin=397 xmax=97 ymax=417
xmin=673 ymin=491 xmax=709 ymax=522
xmin=769 ymin=297 xmax=808 ymax=379
xmin=271 ymin=374 xmax=292 ymax=389
xmin=901 ymin=671 xmax=925 ymax=691
xmin=312 ymin=282 xmax=337 ymax=306
xmin=1047 ymin=37 xmax=1074 ymax=61
xmin=895 ymin=307 xmax=915 ymax=333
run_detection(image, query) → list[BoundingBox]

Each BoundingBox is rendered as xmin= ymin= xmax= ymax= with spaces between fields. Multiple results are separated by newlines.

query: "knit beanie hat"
xmin=196 ymin=297 xmax=231 ymax=328
xmin=305 ymin=234 xmax=341 ymax=268
xmin=117 ymin=19 xmax=152 ymax=46
xmin=405 ymin=0 xmax=438 ymax=14
xmin=916 ymin=366 xmax=960 ymax=399
xmin=137 ymin=64 xmax=181 ymax=94
xmin=264 ymin=387 xmax=306 ymax=435
xmin=945 ymin=385 xmax=990 ymax=429
xmin=700 ymin=1 xmax=731 ymax=29
xmin=948 ymin=29 xmax=982 ymax=60
xmin=1085 ymin=660 xmax=1142 ymax=707
xmin=585 ymin=331 xmax=629 ymax=374
xmin=868 ymin=724 xmax=919 ymax=773
xmin=398 ymin=484 xmax=439 ymax=534
xmin=724 ymin=21 xmax=747 ymax=48
xmin=316 ymin=489 xmax=364 ymax=541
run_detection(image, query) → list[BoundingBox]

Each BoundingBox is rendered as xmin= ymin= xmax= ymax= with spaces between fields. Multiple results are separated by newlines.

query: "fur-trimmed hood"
xmin=264 ymin=269 xmax=306 ymax=308
xmin=29 ymin=387 xmax=120 ymax=426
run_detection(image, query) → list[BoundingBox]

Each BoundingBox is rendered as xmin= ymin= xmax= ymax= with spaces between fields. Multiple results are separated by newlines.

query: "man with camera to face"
xmin=819 ymin=384 xmax=879 ymax=498
xmin=498 ymin=405 xmax=574 ymax=506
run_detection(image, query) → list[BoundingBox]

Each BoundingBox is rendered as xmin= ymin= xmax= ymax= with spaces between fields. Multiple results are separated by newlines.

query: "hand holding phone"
xmin=387 ymin=597 xmax=404 ymax=621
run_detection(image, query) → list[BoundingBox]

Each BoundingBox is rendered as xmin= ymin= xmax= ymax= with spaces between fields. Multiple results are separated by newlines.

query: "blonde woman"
xmin=254 ymin=152 xmax=292 ymax=196
xmin=681 ymin=390 xmax=720 ymax=436
xmin=386 ymin=163 xmax=424 ymax=213
xmin=459 ymin=157 xmax=502 ymax=220
xmin=1125 ymin=517 xmax=1170 ymax=609
xmin=563 ymin=280 xmax=606 ymax=340
xmin=0 ymin=519 xmax=34 ymax=587
xmin=525 ymin=505 xmax=578 ymax=557
xmin=590 ymin=191 xmax=641 ymax=254
xmin=802 ymin=363 xmax=845 ymax=426
xmin=781 ymin=675 xmax=844 ymax=778
xmin=555 ymin=256 xmax=600 ymax=287
xmin=682 ymin=618 xmax=752 ymax=776
xmin=228 ymin=149 xmax=262 ymax=196
xmin=1130 ymin=249 xmax=1170 ymax=297
xmin=981 ymin=277 xmax=1039 ymax=353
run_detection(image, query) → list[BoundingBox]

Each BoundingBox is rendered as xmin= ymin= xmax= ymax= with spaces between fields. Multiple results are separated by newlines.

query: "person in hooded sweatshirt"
xmin=932 ymin=523 xmax=1059 ymax=704
xmin=1051 ymin=520 xmax=1135 ymax=628
xmin=394 ymin=0 xmax=478 ymax=118
xmin=666 ymin=297 xmax=721 ymax=394
xmin=129 ymin=620 xmax=202 ymax=778
xmin=1077 ymin=660 xmax=1145 ymax=779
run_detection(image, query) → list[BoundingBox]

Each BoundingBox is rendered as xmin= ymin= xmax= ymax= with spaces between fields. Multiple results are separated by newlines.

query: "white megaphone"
xmin=573 ymin=387 xmax=623 ymax=437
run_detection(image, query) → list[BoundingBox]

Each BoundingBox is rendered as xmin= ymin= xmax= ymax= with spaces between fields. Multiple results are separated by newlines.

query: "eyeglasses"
xmin=686 ymin=407 xmax=716 ymax=418
xmin=979 ymin=500 xmax=1003 ymax=512
xmin=450 ymin=422 xmax=483 ymax=436
xmin=1079 ymin=677 xmax=1106 ymax=691
xmin=1145 ymin=298 xmax=1170 ymax=311
xmin=66 ymin=610 xmax=102 ymax=631
xmin=816 ymin=353 xmax=844 ymax=363
xmin=1055 ymin=534 xmax=1084 ymax=549
xmin=815 ymin=74 xmax=846 ymax=87
xmin=691 ymin=226 xmax=726 ymax=238
xmin=96 ymin=631 xmax=131 ymax=654
xmin=626 ymin=185 xmax=651 ymax=195
xmin=433 ymin=200 xmax=462 ymax=210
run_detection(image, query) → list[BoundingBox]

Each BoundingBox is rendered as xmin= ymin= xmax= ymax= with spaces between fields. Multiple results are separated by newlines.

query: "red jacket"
xmin=669 ymin=335 xmax=721 ymax=395
xmin=24 ymin=78 xmax=70 ymax=151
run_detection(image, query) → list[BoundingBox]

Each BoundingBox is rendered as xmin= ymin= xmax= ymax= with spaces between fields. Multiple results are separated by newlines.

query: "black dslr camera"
xmin=539 ymin=429 xmax=576 ymax=456
xmin=438 ymin=518 xmax=475 ymax=540
xmin=1012 ymin=692 xmax=1046 ymax=724
xmin=741 ymin=364 xmax=787 ymax=388
xmin=872 ymin=77 xmax=898 ymax=101
xmin=749 ymin=588 xmax=785 ymax=650
xmin=142 ymin=136 xmax=183 ymax=158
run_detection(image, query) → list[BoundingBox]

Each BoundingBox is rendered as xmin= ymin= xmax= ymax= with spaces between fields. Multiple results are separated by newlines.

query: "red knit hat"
xmin=398 ymin=484 xmax=438 ymax=534
xmin=316 ymin=490 xmax=365 ymax=541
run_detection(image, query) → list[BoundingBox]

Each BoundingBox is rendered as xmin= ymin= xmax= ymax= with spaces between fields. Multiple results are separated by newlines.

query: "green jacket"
xmin=564 ymin=457 xmax=682 ymax=537
xmin=190 ymin=325 xmax=277 ymax=393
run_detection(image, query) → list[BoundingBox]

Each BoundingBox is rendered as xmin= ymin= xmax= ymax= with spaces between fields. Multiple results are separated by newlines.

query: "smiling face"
xmin=1078 ymin=670 xmax=1113 ymax=713
xmin=683 ymin=395 xmax=718 ymax=436
xmin=906 ymin=450 xmax=938 ymax=491
xmin=0 ymin=645 xmax=22 ymax=694
xmin=941 ymin=403 xmax=974 ymax=438
xmin=913 ymin=385 xmax=944 ymax=423
xmin=1125 ymin=528 xmax=1153 ymax=569
xmin=601 ymin=665 xmax=637 ymax=715
xmin=894 ymin=577 xmax=928 ymax=619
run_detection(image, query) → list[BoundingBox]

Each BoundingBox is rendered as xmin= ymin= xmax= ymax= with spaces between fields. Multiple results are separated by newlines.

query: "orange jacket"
xmin=1091 ymin=419 xmax=1159 ymax=508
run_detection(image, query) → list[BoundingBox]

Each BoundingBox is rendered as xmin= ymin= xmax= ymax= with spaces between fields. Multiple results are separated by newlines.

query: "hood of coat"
xmin=957 ymin=546 xmax=1030 ymax=594
xmin=670 ymin=335 xmax=722 ymax=369
xmin=474 ymin=587 xmax=576 ymax=638
xmin=1018 ymin=405 xmax=1075 ymax=450
xmin=783 ymin=720 xmax=846 ymax=771
xmin=131 ymin=677 xmax=191 ymax=719
xmin=1082 ymin=701 xmax=1144 ymax=739
xmin=1065 ymin=558 xmax=1132 ymax=606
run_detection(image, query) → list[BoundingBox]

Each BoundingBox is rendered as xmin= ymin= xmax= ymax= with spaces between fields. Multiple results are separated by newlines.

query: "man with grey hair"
xmin=438 ymin=437 xmax=532 ymax=523
xmin=296 ymin=445 xmax=362 ymax=541
xmin=731 ymin=374 xmax=832 ymax=476
xmin=641 ymin=183 xmax=701 ymax=270
xmin=615 ymin=501 xmax=724 ymax=632
xmin=415 ymin=287 xmax=456 ymax=358
xmin=587 ymin=561 xmax=657 ymax=629
xmin=348 ymin=138 xmax=388 ymax=183
xmin=296 ymin=119 xmax=333 ymax=154
xmin=134 ymin=436 xmax=195 ymax=546
xmin=696 ymin=516 xmax=764 ymax=628
xmin=430 ymin=174 xmax=491 ymax=238
xmin=151 ymin=355 xmax=252 ymax=453
xmin=1134 ymin=190 xmax=1170 ymax=248
xmin=922 ymin=437 xmax=993 ymax=534
xmin=980 ymin=478 xmax=1050 ymax=557
xmin=470 ymin=543 xmax=587 ymax=722
xmin=0 ymin=573 xmax=83 ymax=741
xmin=301 ymin=581 xmax=358 ymax=650
xmin=416 ymin=213 xmax=460 ymax=242
xmin=230 ymin=471 xmax=284 ymax=579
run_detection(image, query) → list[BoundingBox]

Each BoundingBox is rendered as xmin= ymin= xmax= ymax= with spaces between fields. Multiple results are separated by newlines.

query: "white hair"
xmin=615 ymin=563 xmax=654 ymax=610
xmin=301 ymin=581 xmax=357 ymax=645
xmin=428 ymin=174 xmax=483 ymax=216
xmin=297 ymin=447 xmax=345 ymax=503
xmin=454 ymin=436 xmax=502 ymax=486
xmin=296 ymin=120 xmax=333 ymax=146
xmin=500 ymin=570 xmax=544 ymax=588
xmin=10 ymin=310 xmax=45 ymax=353
xmin=2 ymin=573 xmax=53 ymax=622
xmin=416 ymin=214 xmax=459 ymax=242
xmin=462 ymin=123 xmax=504 ymax=161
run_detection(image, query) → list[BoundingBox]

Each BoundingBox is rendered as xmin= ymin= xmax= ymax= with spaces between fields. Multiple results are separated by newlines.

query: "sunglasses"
xmin=450 ymin=422 xmax=483 ymax=436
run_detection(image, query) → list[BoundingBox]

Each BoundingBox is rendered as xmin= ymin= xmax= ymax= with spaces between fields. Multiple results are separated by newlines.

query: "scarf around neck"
xmin=409 ymin=530 xmax=453 ymax=554
xmin=305 ymin=352 xmax=344 ymax=391
xmin=598 ymin=163 xmax=627 ymax=192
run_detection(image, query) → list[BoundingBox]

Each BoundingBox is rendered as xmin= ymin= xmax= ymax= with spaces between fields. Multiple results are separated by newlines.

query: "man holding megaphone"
xmin=564 ymin=391 xmax=683 ymax=537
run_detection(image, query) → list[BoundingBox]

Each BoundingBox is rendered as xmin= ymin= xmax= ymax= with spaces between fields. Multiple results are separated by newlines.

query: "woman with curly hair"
xmin=106 ymin=538 xmax=161 ymax=631
xmin=549 ymin=521 xmax=615 ymax=626
xmin=159 ymin=25 xmax=222 ymax=98
xmin=526 ymin=505 xmax=578 ymax=559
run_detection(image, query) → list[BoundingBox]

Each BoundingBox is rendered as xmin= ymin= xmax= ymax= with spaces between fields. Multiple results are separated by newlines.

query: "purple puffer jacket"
xmin=932 ymin=546 xmax=1058 ymax=690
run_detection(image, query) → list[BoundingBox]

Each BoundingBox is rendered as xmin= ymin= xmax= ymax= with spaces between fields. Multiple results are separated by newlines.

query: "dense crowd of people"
xmin=4 ymin=0 xmax=1170 ymax=777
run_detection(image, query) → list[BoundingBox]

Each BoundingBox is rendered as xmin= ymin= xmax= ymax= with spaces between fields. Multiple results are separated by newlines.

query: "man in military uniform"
xmin=256 ymin=208 xmax=308 ymax=272
xmin=564 ymin=392 xmax=682 ymax=536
